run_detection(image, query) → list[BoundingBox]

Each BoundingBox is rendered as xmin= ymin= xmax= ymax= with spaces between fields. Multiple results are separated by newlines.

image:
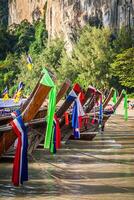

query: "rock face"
xmin=46 ymin=0 xmax=134 ymax=52
xmin=8 ymin=0 xmax=134 ymax=51
xmin=8 ymin=0 xmax=47 ymax=25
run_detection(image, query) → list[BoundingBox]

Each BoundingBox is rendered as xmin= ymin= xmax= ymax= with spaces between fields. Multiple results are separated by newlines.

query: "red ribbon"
xmin=10 ymin=121 xmax=22 ymax=186
xmin=64 ymin=112 xmax=69 ymax=125
xmin=54 ymin=115 xmax=61 ymax=149
xmin=78 ymin=116 xmax=83 ymax=128
xmin=79 ymin=92 xmax=85 ymax=104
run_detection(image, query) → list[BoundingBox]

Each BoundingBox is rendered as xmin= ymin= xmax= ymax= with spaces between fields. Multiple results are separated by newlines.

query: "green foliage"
xmin=128 ymin=93 xmax=134 ymax=99
xmin=0 ymin=54 xmax=19 ymax=95
xmin=16 ymin=54 xmax=42 ymax=96
xmin=59 ymin=26 xmax=113 ymax=89
xmin=10 ymin=20 xmax=35 ymax=54
xmin=0 ymin=10 xmax=133 ymax=97
xmin=29 ymin=19 xmax=48 ymax=54
xmin=0 ymin=18 xmax=48 ymax=96
xmin=112 ymin=27 xmax=133 ymax=54
xmin=111 ymin=48 xmax=134 ymax=88
xmin=0 ymin=30 xmax=10 ymax=59
xmin=41 ymin=39 xmax=64 ymax=72
xmin=0 ymin=0 xmax=8 ymax=30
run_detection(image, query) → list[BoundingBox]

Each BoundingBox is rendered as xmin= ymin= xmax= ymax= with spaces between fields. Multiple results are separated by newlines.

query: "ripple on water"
xmin=0 ymin=182 xmax=62 ymax=198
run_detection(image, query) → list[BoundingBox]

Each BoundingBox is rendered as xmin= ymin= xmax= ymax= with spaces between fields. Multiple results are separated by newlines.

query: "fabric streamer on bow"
xmin=27 ymin=54 xmax=33 ymax=71
xmin=66 ymin=83 xmax=81 ymax=102
xmin=79 ymin=91 xmax=85 ymax=104
xmin=2 ymin=86 xmax=9 ymax=101
xmin=41 ymin=69 xmax=61 ymax=154
xmin=10 ymin=115 xmax=28 ymax=186
xmin=50 ymin=114 xmax=61 ymax=154
xmin=123 ymin=90 xmax=128 ymax=121
xmin=40 ymin=68 xmax=57 ymax=151
xmin=92 ymin=90 xmax=96 ymax=124
xmin=13 ymin=82 xmax=24 ymax=103
xmin=112 ymin=90 xmax=117 ymax=105
xmin=64 ymin=85 xmax=84 ymax=126
xmin=112 ymin=89 xmax=117 ymax=114
xmin=64 ymin=112 xmax=69 ymax=125
xmin=72 ymin=94 xmax=85 ymax=139
xmin=11 ymin=109 xmax=21 ymax=119
xmin=99 ymin=94 xmax=103 ymax=128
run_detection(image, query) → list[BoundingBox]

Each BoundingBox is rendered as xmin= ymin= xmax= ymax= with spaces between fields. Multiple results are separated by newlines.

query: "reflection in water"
xmin=0 ymin=115 xmax=134 ymax=200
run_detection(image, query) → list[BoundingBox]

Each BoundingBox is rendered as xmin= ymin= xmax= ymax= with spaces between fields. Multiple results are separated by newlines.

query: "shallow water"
xmin=0 ymin=115 xmax=134 ymax=200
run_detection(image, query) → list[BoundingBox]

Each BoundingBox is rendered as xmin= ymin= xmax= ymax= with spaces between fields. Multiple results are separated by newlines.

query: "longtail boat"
xmin=0 ymin=82 xmax=82 ymax=156
xmin=27 ymin=86 xmax=115 ymax=148
xmin=0 ymin=79 xmax=71 ymax=126
xmin=0 ymin=71 xmax=55 ymax=157
xmin=62 ymin=87 xmax=115 ymax=141
xmin=102 ymin=90 xmax=126 ymax=130
xmin=27 ymin=86 xmax=103 ymax=150
xmin=77 ymin=89 xmax=126 ymax=140
xmin=27 ymin=83 xmax=83 ymax=154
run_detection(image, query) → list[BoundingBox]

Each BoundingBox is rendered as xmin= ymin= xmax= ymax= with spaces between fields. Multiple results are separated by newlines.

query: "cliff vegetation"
xmin=0 ymin=1 xmax=134 ymax=96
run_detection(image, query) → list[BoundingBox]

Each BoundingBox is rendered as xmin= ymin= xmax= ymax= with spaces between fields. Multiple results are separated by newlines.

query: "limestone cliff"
xmin=8 ymin=0 xmax=47 ymax=25
xmin=8 ymin=0 xmax=134 ymax=52
xmin=46 ymin=0 xmax=134 ymax=52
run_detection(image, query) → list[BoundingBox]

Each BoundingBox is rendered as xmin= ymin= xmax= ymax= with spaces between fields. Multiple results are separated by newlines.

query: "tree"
xmin=0 ymin=53 xmax=19 ymax=96
xmin=16 ymin=53 xmax=42 ymax=96
xmin=41 ymin=39 xmax=64 ymax=72
xmin=112 ymin=27 xmax=133 ymax=54
xmin=59 ymin=26 xmax=113 ymax=89
xmin=111 ymin=48 xmax=134 ymax=88
xmin=0 ymin=0 xmax=8 ymax=30
xmin=10 ymin=20 xmax=35 ymax=54
xmin=29 ymin=19 xmax=48 ymax=54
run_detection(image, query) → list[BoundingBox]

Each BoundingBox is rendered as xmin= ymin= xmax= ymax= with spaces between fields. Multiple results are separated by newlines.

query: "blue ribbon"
xmin=72 ymin=100 xmax=80 ymax=139
xmin=17 ymin=115 xmax=28 ymax=184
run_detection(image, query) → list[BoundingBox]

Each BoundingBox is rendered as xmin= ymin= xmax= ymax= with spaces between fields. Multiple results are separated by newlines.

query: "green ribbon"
xmin=123 ymin=90 xmax=128 ymax=121
xmin=112 ymin=89 xmax=117 ymax=114
xmin=113 ymin=89 xmax=117 ymax=105
xmin=40 ymin=68 xmax=56 ymax=149
xmin=50 ymin=128 xmax=55 ymax=154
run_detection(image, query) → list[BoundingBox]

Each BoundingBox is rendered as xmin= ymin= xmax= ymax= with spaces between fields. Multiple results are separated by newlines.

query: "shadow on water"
xmin=0 ymin=115 xmax=134 ymax=198
xmin=0 ymin=181 xmax=63 ymax=198
xmin=1 ymin=180 xmax=134 ymax=198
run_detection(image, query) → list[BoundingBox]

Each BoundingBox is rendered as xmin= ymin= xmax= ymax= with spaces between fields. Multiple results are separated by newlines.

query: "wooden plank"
xmin=56 ymin=79 xmax=71 ymax=104
xmin=103 ymin=88 xmax=114 ymax=109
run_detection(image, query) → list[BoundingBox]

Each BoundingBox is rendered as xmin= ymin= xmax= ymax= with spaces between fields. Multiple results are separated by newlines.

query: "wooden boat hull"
xmin=62 ymin=88 xmax=118 ymax=141
xmin=0 ymin=79 xmax=71 ymax=126
xmin=0 ymin=83 xmax=82 ymax=156
xmin=0 ymin=83 xmax=51 ymax=157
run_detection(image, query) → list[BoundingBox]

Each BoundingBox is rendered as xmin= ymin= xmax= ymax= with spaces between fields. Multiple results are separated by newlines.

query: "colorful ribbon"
xmin=112 ymin=90 xmax=117 ymax=105
xmin=92 ymin=90 xmax=97 ymax=124
xmin=64 ymin=112 xmax=69 ymax=125
xmin=2 ymin=86 xmax=9 ymax=101
xmin=11 ymin=109 xmax=21 ymax=119
xmin=123 ymin=90 xmax=128 ymax=121
xmin=72 ymin=94 xmax=85 ymax=139
xmin=40 ymin=68 xmax=57 ymax=149
xmin=10 ymin=116 xmax=28 ymax=186
xmin=50 ymin=114 xmax=61 ymax=154
xmin=99 ymin=94 xmax=103 ymax=128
